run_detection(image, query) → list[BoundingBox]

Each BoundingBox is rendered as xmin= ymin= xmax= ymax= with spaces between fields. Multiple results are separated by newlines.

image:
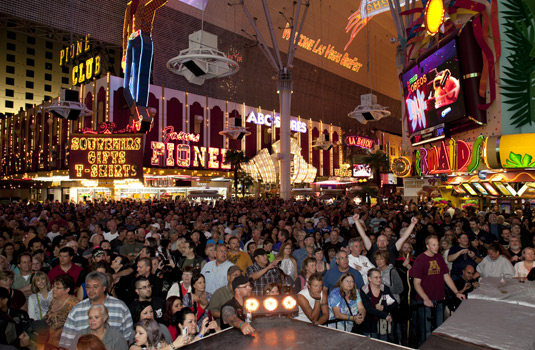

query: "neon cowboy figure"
xmin=122 ymin=0 xmax=167 ymax=132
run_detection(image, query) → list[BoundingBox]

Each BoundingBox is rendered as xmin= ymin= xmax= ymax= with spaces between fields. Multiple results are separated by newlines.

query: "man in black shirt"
xmin=221 ymin=275 xmax=255 ymax=335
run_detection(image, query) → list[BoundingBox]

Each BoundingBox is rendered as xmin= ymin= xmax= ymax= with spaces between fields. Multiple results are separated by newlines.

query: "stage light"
xmin=282 ymin=296 xmax=297 ymax=310
xmin=245 ymin=298 xmax=260 ymax=313
xmin=244 ymin=295 xmax=298 ymax=316
xmin=263 ymin=297 xmax=278 ymax=312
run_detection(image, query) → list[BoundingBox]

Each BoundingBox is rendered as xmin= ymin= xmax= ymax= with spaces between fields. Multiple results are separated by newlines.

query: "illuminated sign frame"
xmin=151 ymin=126 xmax=231 ymax=170
xmin=69 ymin=133 xmax=144 ymax=180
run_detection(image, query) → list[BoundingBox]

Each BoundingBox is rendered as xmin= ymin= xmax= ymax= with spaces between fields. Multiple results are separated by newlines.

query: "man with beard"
xmin=508 ymin=235 xmax=523 ymax=265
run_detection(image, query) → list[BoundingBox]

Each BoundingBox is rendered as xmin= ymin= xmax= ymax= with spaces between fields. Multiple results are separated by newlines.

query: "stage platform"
xmin=189 ymin=317 xmax=411 ymax=350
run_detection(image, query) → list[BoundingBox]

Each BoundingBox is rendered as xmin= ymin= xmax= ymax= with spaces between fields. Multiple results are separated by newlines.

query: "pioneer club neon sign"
xmin=151 ymin=126 xmax=231 ymax=170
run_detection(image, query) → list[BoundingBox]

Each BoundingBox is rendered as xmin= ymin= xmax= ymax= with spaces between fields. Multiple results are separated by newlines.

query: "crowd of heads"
xmin=0 ymin=197 xmax=533 ymax=348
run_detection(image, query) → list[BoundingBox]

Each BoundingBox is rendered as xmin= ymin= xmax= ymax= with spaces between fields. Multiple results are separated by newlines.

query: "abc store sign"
xmin=246 ymin=111 xmax=307 ymax=133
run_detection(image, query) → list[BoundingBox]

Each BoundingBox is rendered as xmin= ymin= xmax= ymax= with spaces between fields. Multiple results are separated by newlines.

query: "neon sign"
xmin=163 ymin=126 xmax=200 ymax=143
xmin=151 ymin=128 xmax=230 ymax=170
xmin=69 ymin=134 xmax=143 ymax=179
xmin=246 ymin=111 xmax=307 ymax=133
xmin=414 ymin=136 xmax=484 ymax=176
xmin=281 ymin=24 xmax=363 ymax=73
xmin=345 ymin=135 xmax=374 ymax=149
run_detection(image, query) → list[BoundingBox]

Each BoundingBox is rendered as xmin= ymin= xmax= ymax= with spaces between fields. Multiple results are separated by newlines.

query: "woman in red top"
xmin=182 ymin=273 xmax=212 ymax=328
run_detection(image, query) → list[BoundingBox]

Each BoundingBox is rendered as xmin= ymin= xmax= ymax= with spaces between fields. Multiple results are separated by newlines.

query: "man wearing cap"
xmin=293 ymin=234 xmax=315 ymax=272
xmin=47 ymin=247 xmax=82 ymax=284
xmin=246 ymin=248 xmax=282 ymax=296
xmin=220 ymin=275 xmax=255 ymax=335
xmin=208 ymin=265 xmax=242 ymax=327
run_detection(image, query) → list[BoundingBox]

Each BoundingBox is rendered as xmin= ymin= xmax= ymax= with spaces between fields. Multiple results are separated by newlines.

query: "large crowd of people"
xmin=0 ymin=197 xmax=534 ymax=349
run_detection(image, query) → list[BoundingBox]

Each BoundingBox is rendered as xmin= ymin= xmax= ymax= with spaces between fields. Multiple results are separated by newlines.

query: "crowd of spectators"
xmin=0 ymin=197 xmax=534 ymax=349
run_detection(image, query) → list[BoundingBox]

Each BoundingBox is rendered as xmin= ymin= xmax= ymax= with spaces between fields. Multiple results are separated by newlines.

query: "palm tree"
xmin=223 ymin=150 xmax=251 ymax=199
xmin=238 ymin=170 xmax=254 ymax=197
xmin=362 ymin=150 xmax=390 ymax=194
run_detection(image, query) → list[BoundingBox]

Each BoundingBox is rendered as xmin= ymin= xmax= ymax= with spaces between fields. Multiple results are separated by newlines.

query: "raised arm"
xmin=353 ymin=214 xmax=372 ymax=251
xmin=395 ymin=217 xmax=418 ymax=251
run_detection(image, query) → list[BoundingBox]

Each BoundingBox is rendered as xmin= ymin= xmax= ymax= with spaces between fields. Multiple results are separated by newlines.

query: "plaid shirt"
xmin=59 ymin=295 xmax=133 ymax=349
xmin=246 ymin=262 xmax=282 ymax=296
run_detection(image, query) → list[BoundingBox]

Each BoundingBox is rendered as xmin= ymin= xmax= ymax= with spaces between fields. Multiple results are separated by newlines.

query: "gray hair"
xmin=85 ymin=271 xmax=108 ymax=288
xmin=88 ymin=304 xmax=109 ymax=325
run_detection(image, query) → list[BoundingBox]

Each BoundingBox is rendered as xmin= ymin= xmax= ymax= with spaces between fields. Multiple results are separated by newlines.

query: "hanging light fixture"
xmin=167 ymin=5 xmax=239 ymax=85
xmin=348 ymin=0 xmax=391 ymax=125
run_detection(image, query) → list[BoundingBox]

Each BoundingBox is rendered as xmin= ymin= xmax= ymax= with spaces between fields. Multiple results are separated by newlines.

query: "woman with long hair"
xmin=163 ymin=297 xmax=184 ymax=339
xmin=293 ymin=256 xmax=317 ymax=293
xmin=43 ymin=274 xmax=78 ymax=349
xmin=28 ymin=271 xmax=52 ymax=320
xmin=327 ymin=272 xmax=366 ymax=332
xmin=130 ymin=301 xmax=173 ymax=344
xmin=275 ymin=241 xmax=298 ymax=282
xmin=182 ymin=273 xmax=212 ymax=327
xmin=129 ymin=319 xmax=187 ymax=350
xmin=170 ymin=308 xmax=219 ymax=345
xmin=314 ymin=248 xmax=329 ymax=275
xmin=514 ymin=247 xmax=535 ymax=279
xmin=70 ymin=304 xmax=128 ymax=350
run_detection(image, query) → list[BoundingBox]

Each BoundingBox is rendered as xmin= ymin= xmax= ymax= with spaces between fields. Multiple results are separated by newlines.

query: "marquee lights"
xmin=151 ymin=127 xmax=231 ymax=170
xmin=69 ymin=134 xmax=143 ymax=180
xmin=414 ymin=136 xmax=484 ymax=176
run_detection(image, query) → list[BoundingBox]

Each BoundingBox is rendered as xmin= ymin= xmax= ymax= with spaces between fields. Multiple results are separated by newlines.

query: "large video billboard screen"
xmin=402 ymin=39 xmax=467 ymax=135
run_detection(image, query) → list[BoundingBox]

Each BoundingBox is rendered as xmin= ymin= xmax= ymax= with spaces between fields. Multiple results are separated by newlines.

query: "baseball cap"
xmin=304 ymin=233 xmax=315 ymax=240
xmin=253 ymin=248 xmax=268 ymax=258
xmin=232 ymin=275 xmax=250 ymax=290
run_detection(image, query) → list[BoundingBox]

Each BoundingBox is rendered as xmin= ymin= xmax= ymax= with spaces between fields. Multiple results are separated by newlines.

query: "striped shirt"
xmin=59 ymin=295 xmax=133 ymax=349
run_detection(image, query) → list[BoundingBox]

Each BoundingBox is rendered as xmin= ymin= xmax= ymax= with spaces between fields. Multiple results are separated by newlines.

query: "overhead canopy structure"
xmin=167 ymin=1 xmax=402 ymax=101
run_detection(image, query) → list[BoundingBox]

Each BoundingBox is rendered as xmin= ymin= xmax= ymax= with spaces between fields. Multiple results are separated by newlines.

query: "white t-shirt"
xmin=295 ymin=288 xmax=317 ymax=323
xmin=348 ymin=254 xmax=375 ymax=285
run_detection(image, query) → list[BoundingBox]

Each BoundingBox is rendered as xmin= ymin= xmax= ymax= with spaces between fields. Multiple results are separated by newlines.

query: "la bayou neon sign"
xmin=415 ymin=136 xmax=484 ymax=176
xmin=151 ymin=126 xmax=231 ymax=170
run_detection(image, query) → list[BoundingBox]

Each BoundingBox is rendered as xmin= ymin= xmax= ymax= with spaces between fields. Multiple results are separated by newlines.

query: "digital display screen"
xmin=482 ymin=182 xmax=499 ymax=196
xmin=353 ymin=164 xmax=372 ymax=177
xmin=402 ymin=39 xmax=467 ymax=135
xmin=453 ymin=185 xmax=467 ymax=195
xmin=472 ymin=182 xmax=489 ymax=196
xmin=492 ymin=181 xmax=511 ymax=196
xmin=462 ymin=183 xmax=478 ymax=196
